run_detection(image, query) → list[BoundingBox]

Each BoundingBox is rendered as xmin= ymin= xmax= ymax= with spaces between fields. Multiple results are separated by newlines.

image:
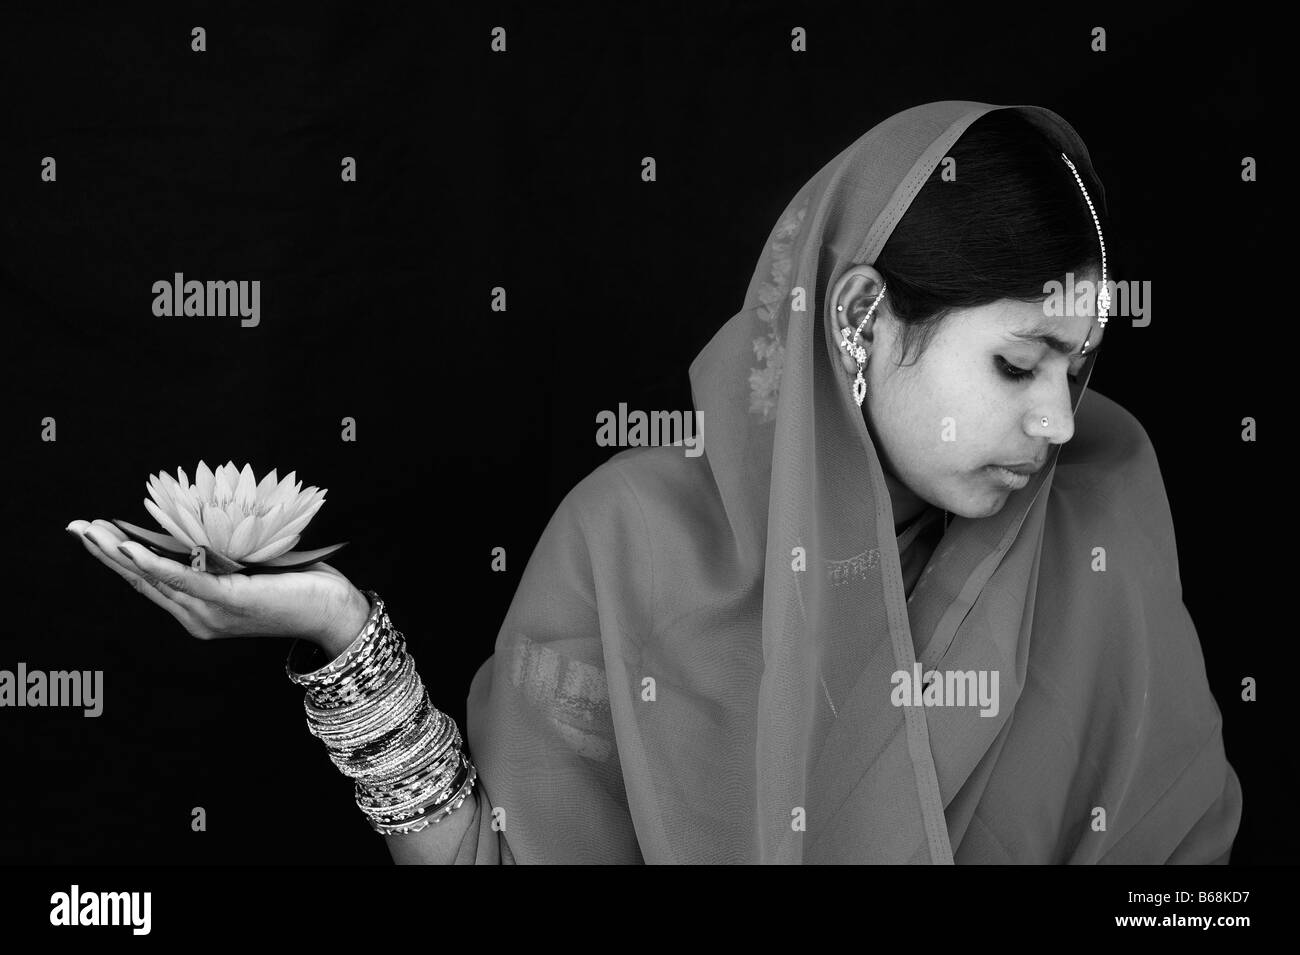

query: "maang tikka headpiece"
xmin=837 ymin=152 xmax=1108 ymax=414
xmin=1061 ymin=151 xmax=1109 ymax=349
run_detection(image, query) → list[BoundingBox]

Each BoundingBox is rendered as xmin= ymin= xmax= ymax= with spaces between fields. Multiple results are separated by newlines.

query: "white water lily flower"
xmin=112 ymin=460 xmax=347 ymax=573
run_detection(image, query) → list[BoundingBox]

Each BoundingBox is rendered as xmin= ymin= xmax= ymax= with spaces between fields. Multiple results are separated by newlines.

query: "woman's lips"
xmin=986 ymin=465 xmax=1031 ymax=489
xmin=993 ymin=460 xmax=1042 ymax=476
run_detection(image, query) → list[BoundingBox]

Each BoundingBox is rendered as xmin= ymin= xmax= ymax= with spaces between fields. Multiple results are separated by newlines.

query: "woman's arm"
xmin=70 ymin=519 xmax=494 ymax=864
xmin=316 ymin=594 xmax=488 ymax=865
xmin=381 ymin=792 xmax=479 ymax=864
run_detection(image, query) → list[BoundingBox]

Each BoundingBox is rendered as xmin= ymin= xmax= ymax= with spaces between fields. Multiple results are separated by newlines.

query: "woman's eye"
xmin=996 ymin=357 xmax=1035 ymax=381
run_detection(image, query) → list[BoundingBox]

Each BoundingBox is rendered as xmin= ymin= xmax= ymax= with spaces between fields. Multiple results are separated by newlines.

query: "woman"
xmin=67 ymin=100 xmax=1241 ymax=864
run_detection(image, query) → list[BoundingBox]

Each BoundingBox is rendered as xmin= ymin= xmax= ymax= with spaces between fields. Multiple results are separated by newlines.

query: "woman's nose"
xmin=1041 ymin=411 xmax=1074 ymax=444
xmin=1030 ymin=377 xmax=1076 ymax=444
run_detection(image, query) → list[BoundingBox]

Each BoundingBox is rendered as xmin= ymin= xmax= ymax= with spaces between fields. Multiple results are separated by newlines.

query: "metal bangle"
xmin=367 ymin=755 xmax=479 ymax=835
xmin=290 ymin=589 xmax=479 ymax=837
xmin=285 ymin=591 xmax=384 ymax=687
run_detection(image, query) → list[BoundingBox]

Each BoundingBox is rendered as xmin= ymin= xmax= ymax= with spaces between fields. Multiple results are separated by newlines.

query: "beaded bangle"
xmin=358 ymin=753 xmax=460 ymax=809
xmin=331 ymin=701 xmax=444 ymax=778
xmin=360 ymin=754 xmax=464 ymax=816
xmin=311 ymin=666 xmax=424 ymax=748
xmin=357 ymin=727 xmax=463 ymax=803
xmin=345 ymin=707 xmax=454 ymax=781
xmin=368 ymin=755 xmax=479 ymax=835
xmin=305 ymin=654 xmax=415 ymax=722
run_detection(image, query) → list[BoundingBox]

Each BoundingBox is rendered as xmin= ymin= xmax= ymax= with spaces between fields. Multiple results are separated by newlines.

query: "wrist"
xmin=316 ymin=585 xmax=373 ymax=659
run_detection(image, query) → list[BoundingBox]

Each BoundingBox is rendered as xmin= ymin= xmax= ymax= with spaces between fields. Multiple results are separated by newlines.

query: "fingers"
xmin=115 ymin=542 xmax=227 ymax=605
xmin=89 ymin=518 xmax=128 ymax=545
xmin=71 ymin=522 xmax=166 ymax=598
xmin=69 ymin=521 xmax=144 ymax=586
xmin=68 ymin=520 xmax=220 ymax=603
xmin=68 ymin=520 xmax=201 ymax=627
xmin=304 ymin=561 xmax=345 ymax=580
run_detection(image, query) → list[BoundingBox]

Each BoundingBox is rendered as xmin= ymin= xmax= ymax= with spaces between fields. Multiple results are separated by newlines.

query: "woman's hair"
xmin=875 ymin=109 xmax=1107 ymax=367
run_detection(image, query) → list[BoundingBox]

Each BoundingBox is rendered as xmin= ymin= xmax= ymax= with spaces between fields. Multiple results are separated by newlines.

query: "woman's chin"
xmin=944 ymin=491 xmax=1009 ymax=520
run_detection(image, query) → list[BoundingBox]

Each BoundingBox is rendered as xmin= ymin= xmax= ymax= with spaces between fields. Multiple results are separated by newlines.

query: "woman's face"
xmin=836 ymin=266 xmax=1105 ymax=526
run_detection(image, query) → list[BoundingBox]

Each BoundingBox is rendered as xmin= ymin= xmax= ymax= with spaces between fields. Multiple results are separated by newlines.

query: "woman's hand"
xmin=66 ymin=518 xmax=372 ymax=652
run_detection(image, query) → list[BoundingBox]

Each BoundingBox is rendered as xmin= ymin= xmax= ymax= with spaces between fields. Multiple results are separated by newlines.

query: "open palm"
xmin=67 ymin=518 xmax=363 ymax=644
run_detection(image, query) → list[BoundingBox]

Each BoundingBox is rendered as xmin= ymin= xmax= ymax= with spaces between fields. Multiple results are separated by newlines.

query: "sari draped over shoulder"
xmin=455 ymin=101 xmax=1241 ymax=864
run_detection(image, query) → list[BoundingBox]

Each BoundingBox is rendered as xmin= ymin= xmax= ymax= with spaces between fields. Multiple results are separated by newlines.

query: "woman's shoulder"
xmin=561 ymin=444 xmax=721 ymax=533
xmin=537 ymin=446 xmax=726 ymax=628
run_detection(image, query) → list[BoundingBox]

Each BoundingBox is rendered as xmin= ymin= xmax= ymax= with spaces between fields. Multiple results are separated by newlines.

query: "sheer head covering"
xmin=459 ymin=101 xmax=1241 ymax=864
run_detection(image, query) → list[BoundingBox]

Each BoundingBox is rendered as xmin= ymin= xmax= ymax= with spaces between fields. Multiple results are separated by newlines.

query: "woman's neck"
xmin=885 ymin=470 xmax=928 ymax=533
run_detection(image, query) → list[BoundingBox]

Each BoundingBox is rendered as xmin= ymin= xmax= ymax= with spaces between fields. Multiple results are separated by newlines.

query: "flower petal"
xmin=176 ymin=471 xmax=203 ymax=515
xmin=177 ymin=466 xmax=190 ymax=492
xmin=259 ymin=541 xmax=348 ymax=567
xmin=172 ymin=486 xmax=202 ymax=521
xmin=158 ymin=471 xmax=193 ymax=513
xmin=243 ymin=533 xmax=299 ymax=563
xmin=255 ymin=468 xmax=278 ymax=503
xmin=216 ymin=463 xmax=237 ymax=502
xmin=112 ymin=518 xmax=191 ymax=554
xmin=203 ymin=548 xmax=246 ymax=574
xmin=143 ymin=498 xmax=197 ymax=550
xmin=227 ymin=513 xmax=260 ymax=560
xmin=256 ymin=500 xmax=288 ymax=541
xmin=272 ymin=497 xmax=325 ymax=542
xmin=195 ymin=461 xmax=215 ymax=502
xmin=203 ymin=506 xmax=234 ymax=554
xmin=170 ymin=497 xmax=211 ymax=548
xmin=159 ymin=470 xmax=183 ymax=503
xmin=281 ymin=486 xmax=319 ymax=522
xmin=146 ymin=476 xmax=172 ymax=513
xmin=234 ymin=463 xmax=257 ymax=510
xmin=268 ymin=471 xmax=297 ymax=509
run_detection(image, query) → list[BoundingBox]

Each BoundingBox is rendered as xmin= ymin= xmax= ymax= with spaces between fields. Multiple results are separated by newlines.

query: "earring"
xmin=837 ymin=281 xmax=887 ymax=407
xmin=1040 ymin=416 xmax=1049 ymax=428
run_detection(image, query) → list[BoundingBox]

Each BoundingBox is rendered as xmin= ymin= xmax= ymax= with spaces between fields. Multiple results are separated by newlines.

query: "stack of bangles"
xmin=285 ymin=590 xmax=478 ymax=835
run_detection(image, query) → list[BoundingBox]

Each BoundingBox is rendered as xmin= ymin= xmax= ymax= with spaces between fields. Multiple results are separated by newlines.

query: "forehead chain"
xmin=1061 ymin=152 xmax=1109 ymax=357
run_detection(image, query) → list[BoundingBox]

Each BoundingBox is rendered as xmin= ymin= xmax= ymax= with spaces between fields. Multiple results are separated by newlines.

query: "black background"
xmin=1 ymin=3 xmax=1279 ymax=864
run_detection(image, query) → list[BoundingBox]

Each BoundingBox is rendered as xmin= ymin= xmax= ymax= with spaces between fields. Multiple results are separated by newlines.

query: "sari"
xmin=453 ymin=101 xmax=1242 ymax=864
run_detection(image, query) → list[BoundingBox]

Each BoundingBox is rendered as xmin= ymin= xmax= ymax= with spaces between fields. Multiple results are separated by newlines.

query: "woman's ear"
xmin=831 ymin=266 xmax=885 ymax=375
